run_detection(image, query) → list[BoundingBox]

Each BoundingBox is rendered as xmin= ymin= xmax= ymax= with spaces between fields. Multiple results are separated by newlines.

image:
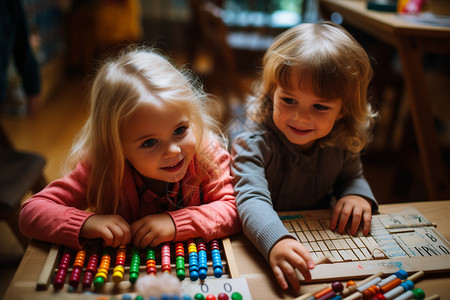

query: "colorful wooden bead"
xmin=197 ymin=239 xmax=208 ymax=280
xmin=82 ymin=246 xmax=99 ymax=289
xmin=161 ymin=243 xmax=171 ymax=275
xmin=175 ymin=242 xmax=186 ymax=280
xmin=94 ymin=248 xmax=111 ymax=290
xmin=129 ymin=246 xmax=140 ymax=284
xmin=112 ymin=246 xmax=127 ymax=284
xmin=53 ymin=249 xmax=72 ymax=290
xmin=146 ymin=247 xmax=157 ymax=276
xmin=188 ymin=239 xmax=199 ymax=281
xmin=210 ymin=240 xmax=223 ymax=278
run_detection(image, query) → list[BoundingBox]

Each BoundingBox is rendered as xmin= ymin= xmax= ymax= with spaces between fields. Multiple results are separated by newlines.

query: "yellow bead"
xmin=113 ymin=265 xmax=124 ymax=274
xmin=95 ymin=271 xmax=107 ymax=280
xmin=112 ymin=271 xmax=124 ymax=283
xmin=96 ymin=268 xmax=108 ymax=277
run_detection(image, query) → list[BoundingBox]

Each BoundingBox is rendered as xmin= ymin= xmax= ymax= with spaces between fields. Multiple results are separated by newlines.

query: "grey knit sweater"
xmin=231 ymin=118 xmax=377 ymax=260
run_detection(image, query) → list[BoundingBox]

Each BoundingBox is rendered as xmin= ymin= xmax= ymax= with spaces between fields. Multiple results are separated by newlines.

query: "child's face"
xmin=272 ymin=75 xmax=344 ymax=149
xmin=120 ymin=99 xmax=197 ymax=183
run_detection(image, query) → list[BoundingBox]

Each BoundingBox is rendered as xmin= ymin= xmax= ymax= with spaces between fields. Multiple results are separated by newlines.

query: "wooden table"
xmin=4 ymin=200 xmax=450 ymax=299
xmin=319 ymin=0 xmax=450 ymax=200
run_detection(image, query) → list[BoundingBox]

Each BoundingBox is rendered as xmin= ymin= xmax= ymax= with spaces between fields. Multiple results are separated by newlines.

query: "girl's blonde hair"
xmin=67 ymin=46 xmax=224 ymax=214
xmin=250 ymin=21 xmax=377 ymax=153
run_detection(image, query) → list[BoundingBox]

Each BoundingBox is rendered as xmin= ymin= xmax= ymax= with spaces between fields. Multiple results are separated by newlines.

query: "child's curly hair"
xmin=249 ymin=21 xmax=377 ymax=153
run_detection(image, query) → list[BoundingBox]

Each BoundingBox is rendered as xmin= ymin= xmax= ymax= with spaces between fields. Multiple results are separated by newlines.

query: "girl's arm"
xmin=231 ymin=133 xmax=293 ymax=260
xmin=19 ymin=162 xmax=95 ymax=249
xmin=232 ymin=132 xmax=314 ymax=291
xmin=167 ymin=145 xmax=242 ymax=242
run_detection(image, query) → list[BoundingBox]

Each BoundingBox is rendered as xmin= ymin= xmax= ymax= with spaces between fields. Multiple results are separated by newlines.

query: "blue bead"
xmin=122 ymin=294 xmax=132 ymax=300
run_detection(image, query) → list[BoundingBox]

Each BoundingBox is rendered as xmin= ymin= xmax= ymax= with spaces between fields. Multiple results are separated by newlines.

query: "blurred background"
xmin=0 ymin=0 xmax=449 ymax=298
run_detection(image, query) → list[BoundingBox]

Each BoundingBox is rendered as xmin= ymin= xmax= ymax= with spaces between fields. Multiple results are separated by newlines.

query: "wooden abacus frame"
xmin=36 ymin=237 xmax=240 ymax=293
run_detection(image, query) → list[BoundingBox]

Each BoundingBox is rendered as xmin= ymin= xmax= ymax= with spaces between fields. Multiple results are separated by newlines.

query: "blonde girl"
xmin=231 ymin=21 xmax=378 ymax=291
xmin=20 ymin=47 xmax=241 ymax=250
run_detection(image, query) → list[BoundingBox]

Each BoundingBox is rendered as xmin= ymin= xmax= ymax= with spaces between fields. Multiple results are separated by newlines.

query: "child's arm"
xmin=232 ymin=131 xmax=315 ymax=291
xmin=269 ymin=238 xmax=314 ymax=291
xmin=20 ymin=162 xmax=96 ymax=249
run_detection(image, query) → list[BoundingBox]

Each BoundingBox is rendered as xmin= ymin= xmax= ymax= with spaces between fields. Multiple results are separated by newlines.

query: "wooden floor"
xmin=1 ymin=56 xmax=449 ymax=300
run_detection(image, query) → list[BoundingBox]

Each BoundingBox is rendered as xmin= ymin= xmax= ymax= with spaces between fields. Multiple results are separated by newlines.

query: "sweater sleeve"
xmin=19 ymin=162 xmax=95 ymax=249
xmin=334 ymin=152 xmax=378 ymax=212
xmin=167 ymin=145 xmax=242 ymax=242
xmin=231 ymin=132 xmax=293 ymax=260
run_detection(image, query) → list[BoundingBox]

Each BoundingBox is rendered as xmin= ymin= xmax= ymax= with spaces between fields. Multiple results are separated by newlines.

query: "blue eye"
xmin=313 ymin=104 xmax=330 ymax=111
xmin=142 ymin=138 xmax=157 ymax=148
xmin=174 ymin=126 xmax=187 ymax=136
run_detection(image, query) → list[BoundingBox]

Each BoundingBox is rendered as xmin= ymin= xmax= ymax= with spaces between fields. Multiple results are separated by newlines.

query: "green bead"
xmin=93 ymin=276 xmax=105 ymax=290
xmin=176 ymin=268 xmax=186 ymax=280
xmin=194 ymin=293 xmax=205 ymax=300
xmin=129 ymin=272 xmax=139 ymax=284
xmin=146 ymin=248 xmax=155 ymax=259
xmin=231 ymin=292 xmax=242 ymax=300
xmin=412 ymin=288 xmax=425 ymax=299
xmin=135 ymin=296 xmax=144 ymax=300
xmin=176 ymin=259 xmax=185 ymax=268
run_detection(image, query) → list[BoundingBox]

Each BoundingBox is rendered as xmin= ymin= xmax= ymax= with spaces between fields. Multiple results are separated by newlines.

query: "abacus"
xmin=280 ymin=207 xmax=450 ymax=282
xmin=36 ymin=237 xmax=242 ymax=295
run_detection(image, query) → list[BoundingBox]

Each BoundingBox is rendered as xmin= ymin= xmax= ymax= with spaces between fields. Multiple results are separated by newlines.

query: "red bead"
xmin=331 ymin=282 xmax=344 ymax=293
xmin=218 ymin=293 xmax=229 ymax=300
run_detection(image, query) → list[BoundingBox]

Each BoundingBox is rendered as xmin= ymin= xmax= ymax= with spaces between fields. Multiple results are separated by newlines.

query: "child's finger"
xmin=130 ymin=219 xmax=144 ymax=237
xmin=108 ymin=224 xmax=127 ymax=248
xmin=118 ymin=222 xmax=132 ymax=245
xmin=272 ymin=265 xmax=290 ymax=290
xmin=292 ymin=260 xmax=311 ymax=282
xmin=362 ymin=211 xmax=372 ymax=235
xmin=330 ymin=202 xmax=343 ymax=230
xmin=287 ymin=274 xmax=300 ymax=291
xmin=101 ymin=229 xmax=115 ymax=247
xmin=293 ymin=244 xmax=315 ymax=270
xmin=349 ymin=207 xmax=363 ymax=235
xmin=337 ymin=205 xmax=352 ymax=233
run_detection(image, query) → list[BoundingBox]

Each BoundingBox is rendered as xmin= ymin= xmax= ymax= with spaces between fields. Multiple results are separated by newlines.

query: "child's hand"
xmin=80 ymin=215 xmax=132 ymax=248
xmin=269 ymin=238 xmax=315 ymax=291
xmin=330 ymin=195 xmax=372 ymax=235
xmin=131 ymin=213 xmax=176 ymax=249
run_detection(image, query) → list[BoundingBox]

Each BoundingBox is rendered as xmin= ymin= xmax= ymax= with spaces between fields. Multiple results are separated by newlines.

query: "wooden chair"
xmin=0 ymin=123 xmax=47 ymax=249
xmin=188 ymin=1 xmax=244 ymax=93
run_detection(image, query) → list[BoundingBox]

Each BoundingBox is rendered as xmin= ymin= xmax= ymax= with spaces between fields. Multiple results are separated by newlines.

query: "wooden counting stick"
xmin=424 ymin=295 xmax=440 ymax=300
xmin=36 ymin=244 xmax=61 ymax=291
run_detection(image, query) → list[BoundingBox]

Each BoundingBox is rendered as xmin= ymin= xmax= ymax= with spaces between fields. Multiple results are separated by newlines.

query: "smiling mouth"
xmin=289 ymin=126 xmax=312 ymax=135
xmin=161 ymin=158 xmax=184 ymax=172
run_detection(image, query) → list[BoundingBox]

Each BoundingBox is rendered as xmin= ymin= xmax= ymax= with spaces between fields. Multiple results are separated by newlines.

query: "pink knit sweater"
xmin=19 ymin=146 xmax=241 ymax=249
